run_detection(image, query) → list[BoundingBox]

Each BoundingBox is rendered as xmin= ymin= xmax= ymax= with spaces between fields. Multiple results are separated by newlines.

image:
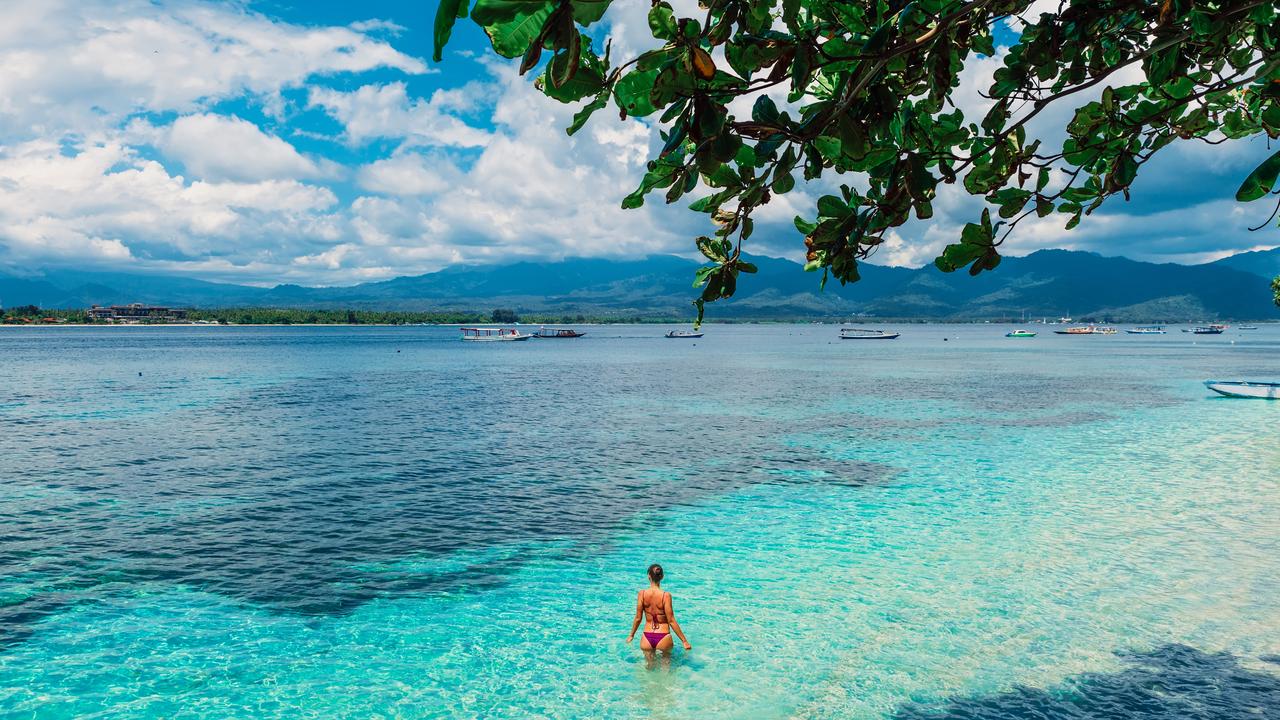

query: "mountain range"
xmin=3 ymin=247 xmax=1278 ymax=321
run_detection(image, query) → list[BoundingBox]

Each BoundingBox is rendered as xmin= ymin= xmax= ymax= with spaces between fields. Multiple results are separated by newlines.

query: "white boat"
xmin=665 ymin=330 xmax=703 ymax=338
xmin=840 ymin=328 xmax=900 ymax=340
xmin=1006 ymin=329 xmax=1037 ymax=338
xmin=460 ymin=327 xmax=531 ymax=342
xmin=1238 ymin=325 xmax=1259 ymax=330
xmin=1204 ymin=380 xmax=1280 ymax=399
xmin=1126 ymin=326 xmax=1166 ymax=334
xmin=1095 ymin=326 xmax=1118 ymax=335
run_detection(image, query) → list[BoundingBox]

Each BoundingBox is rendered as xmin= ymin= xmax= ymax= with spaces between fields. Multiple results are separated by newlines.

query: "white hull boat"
xmin=1204 ymin=380 xmax=1280 ymax=399
xmin=460 ymin=327 xmax=531 ymax=342
xmin=840 ymin=328 xmax=900 ymax=340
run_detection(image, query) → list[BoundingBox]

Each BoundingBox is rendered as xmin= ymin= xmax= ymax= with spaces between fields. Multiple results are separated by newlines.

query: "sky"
xmin=0 ymin=0 xmax=1275 ymax=286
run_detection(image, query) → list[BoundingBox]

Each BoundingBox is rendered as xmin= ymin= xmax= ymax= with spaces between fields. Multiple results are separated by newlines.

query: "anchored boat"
xmin=460 ymin=327 xmax=531 ymax=342
xmin=1204 ymin=380 xmax=1280 ymax=399
xmin=665 ymin=330 xmax=703 ymax=338
xmin=1126 ymin=326 xmax=1166 ymax=334
xmin=1006 ymin=329 xmax=1037 ymax=338
xmin=840 ymin=328 xmax=900 ymax=340
xmin=534 ymin=327 xmax=585 ymax=338
xmin=1054 ymin=325 xmax=1100 ymax=335
xmin=1192 ymin=326 xmax=1225 ymax=335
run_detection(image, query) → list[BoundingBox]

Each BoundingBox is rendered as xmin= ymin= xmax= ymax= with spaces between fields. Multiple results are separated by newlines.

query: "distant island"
xmin=2 ymin=248 xmax=1278 ymax=323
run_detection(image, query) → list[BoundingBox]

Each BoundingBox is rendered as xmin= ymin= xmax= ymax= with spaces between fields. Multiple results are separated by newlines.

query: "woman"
xmin=626 ymin=563 xmax=692 ymax=653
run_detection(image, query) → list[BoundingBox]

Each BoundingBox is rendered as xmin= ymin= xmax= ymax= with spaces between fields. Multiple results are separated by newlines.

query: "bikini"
xmin=641 ymin=591 xmax=670 ymax=647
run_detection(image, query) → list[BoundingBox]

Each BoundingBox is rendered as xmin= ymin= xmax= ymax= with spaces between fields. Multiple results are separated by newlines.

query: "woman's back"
xmin=640 ymin=588 xmax=669 ymax=625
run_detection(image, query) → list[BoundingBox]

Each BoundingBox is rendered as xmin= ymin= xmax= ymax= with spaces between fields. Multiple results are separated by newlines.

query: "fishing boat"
xmin=533 ymin=327 xmax=585 ymax=338
xmin=1192 ymin=326 xmax=1225 ymax=335
xmin=840 ymin=328 xmax=900 ymax=340
xmin=460 ymin=327 xmax=531 ymax=342
xmin=1096 ymin=326 xmax=1118 ymax=335
xmin=1053 ymin=325 xmax=1099 ymax=335
xmin=665 ymin=330 xmax=703 ymax=338
xmin=1204 ymin=380 xmax=1280 ymax=399
xmin=1126 ymin=326 xmax=1166 ymax=334
xmin=1006 ymin=329 xmax=1037 ymax=338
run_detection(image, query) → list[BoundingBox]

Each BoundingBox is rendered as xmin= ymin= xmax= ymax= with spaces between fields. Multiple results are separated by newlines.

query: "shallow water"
xmin=1 ymin=324 xmax=1278 ymax=719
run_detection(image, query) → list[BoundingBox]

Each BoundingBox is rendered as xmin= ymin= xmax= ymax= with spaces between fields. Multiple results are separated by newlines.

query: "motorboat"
xmin=840 ymin=328 xmax=900 ymax=340
xmin=1006 ymin=329 xmax=1037 ymax=338
xmin=1239 ymin=325 xmax=1259 ymax=330
xmin=665 ymin=330 xmax=704 ymax=338
xmin=1053 ymin=326 xmax=1099 ymax=335
xmin=1204 ymin=380 xmax=1280 ymax=399
xmin=1192 ymin=326 xmax=1225 ymax=335
xmin=1126 ymin=326 xmax=1166 ymax=334
xmin=1096 ymin=326 xmax=1118 ymax=335
xmin=460 ymin=327 xmax=532 ymax=342
xmin=533 ymin=327 xmax=585 ymax=338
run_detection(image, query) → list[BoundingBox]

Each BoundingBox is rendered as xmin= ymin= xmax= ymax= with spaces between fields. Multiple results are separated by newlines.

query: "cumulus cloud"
xmin=308 ymin=82 xmax=492 ymax=148
xmin=162 ymin=114 xmax=332 ymax=182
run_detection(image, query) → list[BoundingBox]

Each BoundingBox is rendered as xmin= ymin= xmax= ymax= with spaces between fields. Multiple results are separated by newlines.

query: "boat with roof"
xmin=1054 ymin=325 xmax=1101 ymax=335
xmin=533 ymin=327 xmax=585 ymax=338
xmin=665 ymin=329 xmax=703 ymax=338
xmin=1204 ymin=380 xmax=1280 ymax=399
xmin=1006 ymin=329 xmax=1037 ymax=338
xmin=1126 ymin=326 xmax=1166 ymax=334
xmin=460 ymin=327 xmax=532 ymax=342
xmin=840 ymin=328 xmax=900 ymax=340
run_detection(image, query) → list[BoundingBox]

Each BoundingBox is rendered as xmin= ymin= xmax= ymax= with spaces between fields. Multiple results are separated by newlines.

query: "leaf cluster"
xmin=436 ymin=0 xmax=1280 ymax=323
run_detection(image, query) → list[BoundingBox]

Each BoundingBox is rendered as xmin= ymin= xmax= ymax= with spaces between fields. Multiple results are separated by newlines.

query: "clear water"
xmin=1 ymin=324 xmax=1278 ymax=719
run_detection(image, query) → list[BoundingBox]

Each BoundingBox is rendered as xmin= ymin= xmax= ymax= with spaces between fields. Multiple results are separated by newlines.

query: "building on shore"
xmin=87 ymin=303 xmax=188 ymax=323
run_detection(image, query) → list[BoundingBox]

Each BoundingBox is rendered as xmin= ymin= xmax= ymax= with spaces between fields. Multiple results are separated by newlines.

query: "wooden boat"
xmin=1005 ymin=329 xmax=1037 ymax=338
xmin=1053 ymin=325 xmax=1099 ymax=335
xmin=1204 ymin=380 xmax=1280 ymax=399
xmin=534 ymin=327 xmax=585 ymax=338
xmin=460 ymin=327 xmax=531 ymax=342
xmin=1126 ymin=326 xmax=1166 ymax=334
xmin=1192 ymin=326 xmax=1225 ymax=335
xmin=1095 ymin=326 xmax=1118 ymax=335
xmin=840 ymin=328 xmax=900 ymax=340
xmin=665 ymin=330 xmax=703 ymax=338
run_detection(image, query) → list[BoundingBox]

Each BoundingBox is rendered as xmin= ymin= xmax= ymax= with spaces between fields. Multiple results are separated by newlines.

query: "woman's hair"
xmin=648 ymin=563 xmax=664 ymax=583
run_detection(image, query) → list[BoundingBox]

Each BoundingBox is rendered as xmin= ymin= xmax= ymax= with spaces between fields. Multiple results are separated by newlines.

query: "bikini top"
xmin=642 ymin=590 xmax=670 ymax=625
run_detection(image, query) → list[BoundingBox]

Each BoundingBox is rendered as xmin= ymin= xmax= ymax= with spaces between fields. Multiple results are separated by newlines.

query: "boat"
xmin=460 ymin=327 xmax=531 ymax=342
xmin=665 ymin=330 xmax=704 ymax=338
xmin=1239 ymin=325 xmax=1259 ymax=330
xmin=1053 ymin=325 xmax=1100 ymax=335
xmin=1192 ymin=326 xmax=1225 ymax=335
xmin=1096 ymin=326 xmax=1118 ymax=335
xmin=1126 ymin=326 xmax=1166 ymax=334
xmin=840 ymin=328 xmax=900 ymax=340
xmin=1006 ymin=329 xmax=1037 ymax=338
xmin=1204 ymin=380 xmax=1280 ymax=399
xmin=533 ymin=327 xmax=585 ymax=338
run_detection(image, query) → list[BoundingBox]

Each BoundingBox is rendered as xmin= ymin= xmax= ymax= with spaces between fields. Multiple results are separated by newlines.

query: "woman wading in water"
xmin=626 ymin=564 xmax=692 ymax=654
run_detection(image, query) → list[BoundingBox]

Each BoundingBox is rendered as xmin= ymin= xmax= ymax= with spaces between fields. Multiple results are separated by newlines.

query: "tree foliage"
xmin=435 ymin=0 xmax=1280 ymax=323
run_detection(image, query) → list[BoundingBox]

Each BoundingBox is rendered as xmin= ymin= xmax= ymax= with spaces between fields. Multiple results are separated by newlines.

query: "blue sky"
xmin=0 ymin=0 xmax=1274 ymax=286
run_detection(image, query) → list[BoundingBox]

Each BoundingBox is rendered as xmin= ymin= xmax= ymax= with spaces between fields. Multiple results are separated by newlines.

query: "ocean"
xmin=1 ymin=324 xmax=1278 ymax=719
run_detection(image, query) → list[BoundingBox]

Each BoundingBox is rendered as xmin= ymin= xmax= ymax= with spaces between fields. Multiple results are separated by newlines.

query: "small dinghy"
xmin=840 ymin=328 xmax=900 ymax=340
xmin=1204 ymin=380 xmax=1280 ymax=399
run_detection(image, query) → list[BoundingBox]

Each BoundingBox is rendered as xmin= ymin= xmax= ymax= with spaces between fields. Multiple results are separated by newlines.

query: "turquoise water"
xmin=1 ymin=324 xmax=1278 ymax=718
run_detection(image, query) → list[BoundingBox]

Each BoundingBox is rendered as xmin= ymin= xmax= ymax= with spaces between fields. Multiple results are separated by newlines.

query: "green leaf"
xmin=696 ymin=236 xmax=726 ymax=262
xmin=477 ymin=1 xmax=555 ymax=58
xmin=794 ymin=216 xmax=817 ymax=234
xmin=571 ymin=0 xmax=611 ymax=25
xmin=1236 ymin=149 xmax=1280 ymax=202
xmin=648 ymin=2 xmax=677 ymax=41
xmin=566 ymin=89 xmax=610 ymax=135
xmin=542 ymin=43 xmax=605 ymax=102
xmin=613 ymin=69 xmax=659 ymax=117
xmin=433 ymin=0 xmax=469 ymax=62
xmin=737 ymin=261 xmax=758 ymax=274
xmin=817 ymin=194 xmax=850 ymax=219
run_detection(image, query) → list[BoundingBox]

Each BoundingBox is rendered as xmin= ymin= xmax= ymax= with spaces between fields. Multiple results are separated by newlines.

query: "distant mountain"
xmin=3 ymin=249 xmax=1278 ymax=321
xmin=1209 ymin=246 xmax=1280 ymax=279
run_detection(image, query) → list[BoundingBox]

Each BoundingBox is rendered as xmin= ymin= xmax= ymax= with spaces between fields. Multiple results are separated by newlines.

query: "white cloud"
xmin=162 ymin=114 xmax=330 ymax=182
xmin=308 ymin=82 xmax=492 ymax=148
xmin=0 ymin=0 xmax=426 ymax=140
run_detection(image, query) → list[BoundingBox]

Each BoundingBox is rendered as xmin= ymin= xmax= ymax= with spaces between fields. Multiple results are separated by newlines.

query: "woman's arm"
xmin=626 ymin=591 xmax=643 ymax=643
xmin=665 ymin=593 xmax=692 ymax=650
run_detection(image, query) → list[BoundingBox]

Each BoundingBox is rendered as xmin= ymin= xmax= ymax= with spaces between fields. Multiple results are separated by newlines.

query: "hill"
xmin=2 ymin=249 xmax=1277 ymax=321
